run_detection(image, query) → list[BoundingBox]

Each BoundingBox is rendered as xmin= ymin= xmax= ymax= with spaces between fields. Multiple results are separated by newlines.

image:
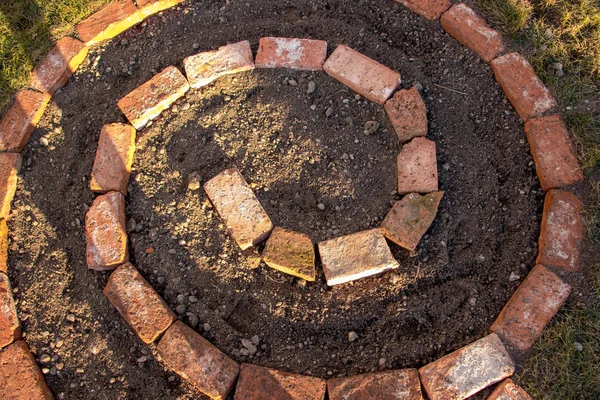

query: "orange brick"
xmin=136 ymin=0 xmax=184 ymax=17
xmin=328 ymin=369 xmax=423 ymax=400
xmin=157 ymin=321 xmax=239 ymax=400
xmin=104 ymin=262 xmax=175 ymax=344
xmin=90 ymin=123 xmax=136 ymax=195
xmin=537 ymin=190 xmax=584 ymax=271
xmin=382 ymin=192 xmax=443 ymax=251
xmin=487 ymin=379 xmax=532 ymax=400
xmin=397 ymin=137 xmax=438 ymax=194
xmin=235 ymin=363 xmax=326 ymax=400
xmin=85 ymin=191 xmax=128 ymax=270
xmin=29 ymin=36 xmax=88 ymax=95
xmin=395 ymin=0 xmax=451 ymax=20
xmin=183 ymin=41 xmax=255 ymax=89
xmin=204 ymin=168 xmax=273 ymax=250
xmin=0 ymin=219 xmax=7 ymax=274
xmin=262 ymin=227 xmax=315 ymax=281
xmin=0 ymin=274 xmax=20 ymax=349
xmin=76 ymin=0 xmax=143 ymax=46
xmin=525 ymin=114 xmax=583 ymax=191
xmin=118 ymin=66 xmax=189 ymax=130
xmin=255 ymin=37 xmax=327 ymax=71
xmin=323 ymin=45 xmax=401 ymax=105
xmin=0 ymin=90 xmax=51 ymax=152
xmin=0 ymin=341 xmax=53 ymax=400
xmin=419 ymin=333 xmax=514 ymax=400
xmin=0 ymin=153 xmax=22 ymax=220
xmin=441 ymin=3 xmax=505 ymax=62
xmin=491 ymin=53 xmax=556 ymax=120
xmin=384 ymin=86 xmax=428 ymax=143
xmin=318 ymin=229 xmax=399 ymax=286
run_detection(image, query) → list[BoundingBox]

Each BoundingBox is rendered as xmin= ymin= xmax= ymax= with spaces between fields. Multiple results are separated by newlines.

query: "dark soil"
xmin=5 ymin=0 xmax=554 ymax=398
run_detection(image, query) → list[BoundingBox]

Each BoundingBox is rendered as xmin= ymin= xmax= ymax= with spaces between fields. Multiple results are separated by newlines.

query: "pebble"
xmin=66 ymin=314 xmax=76 ymax=323
xmin=187 ymin=172 xmax=201 ymax=191
xmin=348 ymin=331 xmax=359 ymax=342
xmin=325 ymin=107 xmax=334 ymax=117
xmin=189 ymin=296 xmax=198 ymax=303
xmin=574 ymin=342 xmax=583 ymax=351
xmin=288 ymin=78 xmax=298 ymax=86
xmin=317 ymin=203 xmax=326 ymax=210
xmin=363 ymin=121 xmax=379 ymax=135
xmin=241 ymin=339 xmax=257 ymax=355
xmin=40 ymin=137 xmax=49 ymax=146
xmin=307 ymin=81 xmax=316 ymax=93
xmin=442 ymin=163 xmax=450 ymax=171
xmin=176 ymin=294 xmax=185 ymax=304
xmin=251 ymin=335 xmax=260 ymax=346
xmin=203 ymin=323 xmax=211 ymax=332
xmin=175 ymin=304 xmax=186 ymax=314
xmin=509 ymin=271 xmax=521 ymax=282
xmin=40 ymin=354 xmax=51 ymax=363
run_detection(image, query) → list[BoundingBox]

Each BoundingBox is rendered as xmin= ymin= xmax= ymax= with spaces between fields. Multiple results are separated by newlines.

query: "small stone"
xmin=574 ymin=342 xmax=583 ymax=352
xmin=251 ymin=335 xmax=260 ymax=346
xmin=363 ymin=121 xmax=379 ymax=135
xmin=39 ymin=354 xmax=51 ymax=364
xmin=509 ymin=271 xmax=520 ymax=282
xmin=241 ymin=339 xmax=257 ymax=355
xmin=348 ymin=331 xmax=359 ymax=342
xmin=175 ymin=304 xmax=186 ymax=315
xmin=66 ymin=314 xmax=76 ymax=323
xmin=189 ymin=296 xmax=198 ymax=303
xmin=325 ymin=107 xmax=334 ymax=117
xmin=307 ymin=81 xmax=316 ymax=94
xmin=288 ymin=78 xmax=298 ymax=86
xmin=317 ymin=203 xmax=326 ymax=210
xmin=203 ymin=323 xmax=211 ymax=332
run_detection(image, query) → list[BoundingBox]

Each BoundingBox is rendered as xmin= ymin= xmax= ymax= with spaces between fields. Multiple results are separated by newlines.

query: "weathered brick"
xmin=184 ymin=41 xmax=255 ymax=89
xmin=328 ymin=369 xmax=423 ymax=400
xmin=117 ymin=66 xmax=189 ymax=130
xmin=491 ymin=264 xmax=570 ymax=352
xmin=85 ymin=191 xmax=128 ymax=270
xmin=0 ymin=341 xmax=53 ymax=400
xmin=397 ymin=137 xmax=438 ymax=194
xmin=29 ymin=36 xmax=88 ymax=95
xmin=419 ymin=333 xmax=514 ymax=400
xmin=235 ymin=363 xmax=326 ymax=400
xmin=157 ymin=321 xmax=239 ymax=400
xmin=382 ymin=192 xmax=443 ymax=251
xmin=104 ymin=262 xmax=175 ymax=344
xmin=441 ymin=3 xmax=505 ymax=62
xmin=136 ymin=0 xmax=184 ymax=17
xmin=0 ymin=153 xmax=22 ymax=220
xmin=323 ymin=45 xmax=401 ymax=105
xmin=318 ymin=229 xmax=399 ymax=286
xmin=487 ymin=379 xmax=532 ymax=400
xmin=261 ymin=227 xmax=315 ymax=281
xmin=0 ymin=90 xmax=51 ymax=152
xmin=0 ymin=274 xmax=20 ymax=349
xmin=395 ymin=0 xmax=451 ymax=20
xmin=384 ymin=86 xmax=428 ymax=143
xmin=0 ymin=219 xmax=7 ymax=274
xmin=255 ymin=37 xmax=327 ymax=71
xmin=76 ymin=0 xmax=143 ymax=46
xmin=525 ymin=114 xmax=583 ymax=191
xmin=491 ymin=53 xmax=556 ymax=120
xmin=204 ymin=168 xmax=273 ymax=250
xmin=90 ymin=123 xmax=136 ymax=195
xmin=537 ymin=190 xmax=584 ymax=271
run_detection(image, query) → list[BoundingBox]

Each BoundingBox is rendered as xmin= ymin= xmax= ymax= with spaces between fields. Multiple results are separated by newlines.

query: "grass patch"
xmin=476 ymin=0 xmax=534 ymax=35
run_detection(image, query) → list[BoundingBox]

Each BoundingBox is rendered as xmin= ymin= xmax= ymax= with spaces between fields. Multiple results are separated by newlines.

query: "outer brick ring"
xmin=0 ymin=1 xmax=585 ymax=399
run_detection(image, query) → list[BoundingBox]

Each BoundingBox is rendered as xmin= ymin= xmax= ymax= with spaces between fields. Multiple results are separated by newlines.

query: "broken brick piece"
xmin=76 ymin=0 xmax=144 ymax=46
xmin=255 ymin=37 xmax=327 ymax=70
xmin=395 ymin=0 xmax=451 ymax=20
xmin=0 ymin=341 xmax=53 ymax=400
xmin=235 ymin=363 xmax=326 ymax=400
xmin=0 ymin=220 xmax=7 ymax=274
xmin=0 ymin=90 xmax=51 ymax=152
xmin=184 ymin=41 xmax=255 ymax=89
xmin=323 ymin=45 xmax=401 ymax=105
xmin=487 ymin=379 xmax=532 ymax=400
xmin=104 ymin=262 xmax=176 ymax=344
xmin=90 ymin=123 xmax=136 ymax=195
xmin=85 ymin=191 xmax=128 ymax=270
xmin=382 ymin=192 xmax=443 ymax=251
xmin=419 ymin=333 xmax=514 ymax=400
xmin=384 ymin=86 xmax=428 ymax=143
xmin=328 ymin=369 xmax=423 ymax=400
xmin=262 ymin=227 xmax=316 ymax=281
xmin=0 ymin=273 xmax=20 ymax=349
xmin=318 ymin=229 xmax=399 ymax=286
xmin=157 ymin=321 xmax=239 ymax=400
xmin=397 ymin=137 xmax=438 ymax=194
xmin=0 ymin=153 xmax=22 ymax=220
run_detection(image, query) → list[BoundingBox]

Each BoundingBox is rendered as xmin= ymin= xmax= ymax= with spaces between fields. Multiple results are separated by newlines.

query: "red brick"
xmin=136 ymin=0 xmax=184 ymax=17
xmin=85 ymin=191 xmax=128 ymax=270
xmin=323 ymin=45 xmax=401 ymax=105
xmin=235 ymin=363 xmax=326 ymax=400
xmin=396 ymin=0 xmax=451 ymax=20
xmin=0 ymin=273 xmax=20 ymax=349
xmin=487 ymin=379 xmax=532 ymax=400
xmin=525 ymin=114 xmax=583 ymax=191
xmin=256 ymin=37 xmax=327 ymax=71
xmin=262 ymin=227 xmax=315 ymax=281
xmin=328 ymin=369 xmax=423 ymax=400
xmin=104 ymin=262 xmax=175 ymax=344
xmin=397 ymin=137 xmax=438 ymax=194
xmin=76 ymin=0 xmax=143 ymax=46
xmin=0 ymin=219 xmax=7 ymax=274
xmin=318 ymin=229 xmax=399 ymax=286
xmin=157 ymin=321 xmax=239 ymax=400
xmin=204 ymin=168 xmax=273 ymax=250
xmin=0 ymin=341 xmax=53 ymax=400
xmin=441 ymin=3 xmax=505 ymax=62
xmin=183 ymin=41 xmax=255 ymax=89
xmin=537 ymin=190 xmax=584 ymax=271
xmin=90 ymin=123 xmax=136 ymax=195
xmin=491 ymin=53 xmax=556 ymax=120
xmin=382 ymin=192 xmax=443 ymax=251
xmin=419 ymin=333 xmax=514 ymax=400
xmin=0 ymin=90 xmax=51 ymax=152
xmin=384 ymin=86 xmax=428 ymax=143
xmin=29 ymin=36 xmax=88 ymax=95
xmin=0 ymin=153 xmax=22 ymax=220
xmin=118 ymin=66 xmax=189 ymax=130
